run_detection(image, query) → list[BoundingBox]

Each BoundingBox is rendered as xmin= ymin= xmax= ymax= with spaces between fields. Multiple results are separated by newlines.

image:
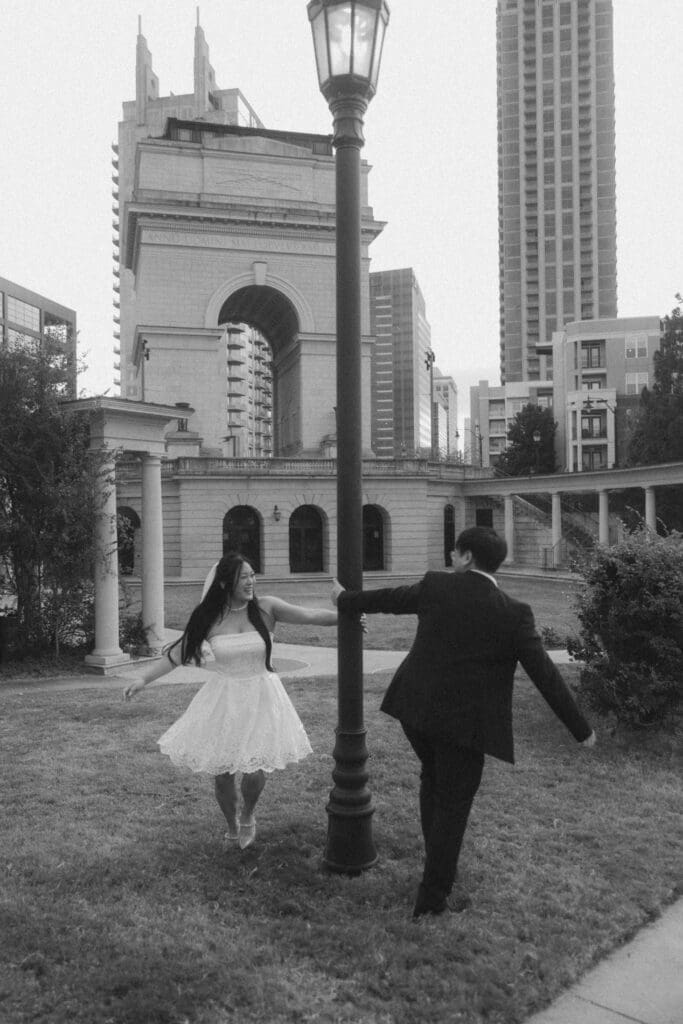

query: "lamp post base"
xmin=323 ymin=807 xmax=378 ymax=874
xmin=323 ymin=725 xmax=378 ymax=874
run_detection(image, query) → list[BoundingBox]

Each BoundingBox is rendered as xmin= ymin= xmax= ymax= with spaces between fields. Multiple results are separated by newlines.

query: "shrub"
xmin=539 ymin=624 xmax=566 ymax=648
xmin=119 ymin=611 xmax=149 ymax=656
xmin=118 ymin=584 xmax=149 ymax=655
xmin=568 ymin=528 xmax=683 ymax=729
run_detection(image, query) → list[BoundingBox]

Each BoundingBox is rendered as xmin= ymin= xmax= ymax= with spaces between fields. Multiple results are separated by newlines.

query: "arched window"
xmin=223 ymin=506 xmax=261 ymax=573
xmin=363 ymin=505 xmax=385 ymax=571
xmin=289 ymin=505 xmax=323 ymax=572
xmin=443 ymin=504 xmax=455 ymax=567
xmin=117 ymin=506 xmax=141 ymax=576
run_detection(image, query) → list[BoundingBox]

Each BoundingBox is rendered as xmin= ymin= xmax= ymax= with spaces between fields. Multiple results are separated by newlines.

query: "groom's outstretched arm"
xmin=332 ymin=579 xmax=422 ymax=616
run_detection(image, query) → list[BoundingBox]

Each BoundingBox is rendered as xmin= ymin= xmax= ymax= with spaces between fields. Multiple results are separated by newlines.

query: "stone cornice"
xmin=125 ymin=205 xmax=386 ymax=270
xmin=111 ymin=455 xmax=683 ymax=495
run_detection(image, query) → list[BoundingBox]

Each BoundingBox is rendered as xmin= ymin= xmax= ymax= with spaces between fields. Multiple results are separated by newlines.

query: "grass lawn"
xmin=1 ymin=660 xmax=681 ymax=1024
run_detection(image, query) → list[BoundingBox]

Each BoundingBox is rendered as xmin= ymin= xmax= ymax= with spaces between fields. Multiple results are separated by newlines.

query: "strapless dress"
xmin=157 ymin=631 xmax=312 ymax=775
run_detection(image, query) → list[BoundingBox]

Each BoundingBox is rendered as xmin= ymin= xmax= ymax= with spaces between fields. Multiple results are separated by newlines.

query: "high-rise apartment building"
xmin=369 ymin=269 xmax=433 ymax=457
xmin=496 ymin=0 xmax=617 ymax=384
xmin=0 ymin=276 xmax=77 ymax=395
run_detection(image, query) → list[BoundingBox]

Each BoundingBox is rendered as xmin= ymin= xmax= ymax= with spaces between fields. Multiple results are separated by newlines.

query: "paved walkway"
xmin=524 ymin=899 xmax=683 ymax=1024
xmin=0 ymin=642 xmax=406 ymax=693
xmin=2 ymin=643 xmax=681 ymax=1023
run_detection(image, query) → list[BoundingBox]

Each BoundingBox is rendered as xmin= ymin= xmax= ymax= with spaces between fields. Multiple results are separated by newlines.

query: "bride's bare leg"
xmin=214 ymin=772 xmax=239 ymax=838
xmin=237 ymin=771 xmax=265 ymax=849
xmin=240 ymin=770 xmax=266 ymax=823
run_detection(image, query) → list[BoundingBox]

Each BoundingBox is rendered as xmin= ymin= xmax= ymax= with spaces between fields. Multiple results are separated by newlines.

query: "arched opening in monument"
xmin=363 ymin=504 xmax=386 ymax=571
xmin=289 ymin=505 xmax=324 ymax=573
xmin=223 ymin=506 xmax=262 ymax=573
xmin=218 ymin=286 xmax=300 ymax=459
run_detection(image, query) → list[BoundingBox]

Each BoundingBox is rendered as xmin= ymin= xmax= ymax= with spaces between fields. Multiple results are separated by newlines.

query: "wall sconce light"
xmin=273 ymin=505 xmax=282 ymax=522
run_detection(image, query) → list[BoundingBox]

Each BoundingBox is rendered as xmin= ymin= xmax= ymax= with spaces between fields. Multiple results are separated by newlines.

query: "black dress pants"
xmin=402 ymin=724 xmax=485 ymax=913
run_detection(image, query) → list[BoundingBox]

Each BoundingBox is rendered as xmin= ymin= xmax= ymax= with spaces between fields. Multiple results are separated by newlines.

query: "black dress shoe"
xmin=412 ymin=882 xmax=448 ymax=919
xmin=412 ymin=891 xmax=472 ymax=919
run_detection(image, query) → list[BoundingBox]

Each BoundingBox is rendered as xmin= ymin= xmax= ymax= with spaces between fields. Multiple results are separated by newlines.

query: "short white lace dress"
xmin=157 ymin=631 xmax=313 ymax=775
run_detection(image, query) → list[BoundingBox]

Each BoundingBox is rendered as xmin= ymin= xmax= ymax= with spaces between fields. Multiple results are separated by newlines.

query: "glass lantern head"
xmin=308 ymin=0 xmax=390 ymax=103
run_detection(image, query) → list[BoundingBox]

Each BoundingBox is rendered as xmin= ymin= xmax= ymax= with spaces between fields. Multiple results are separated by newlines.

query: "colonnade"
xmin=500 ymin=484 xmax=658 ymax=568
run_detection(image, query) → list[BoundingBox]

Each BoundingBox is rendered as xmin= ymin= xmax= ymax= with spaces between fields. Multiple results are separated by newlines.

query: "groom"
xmin=332 ymin=526 xmax=596 ymax=919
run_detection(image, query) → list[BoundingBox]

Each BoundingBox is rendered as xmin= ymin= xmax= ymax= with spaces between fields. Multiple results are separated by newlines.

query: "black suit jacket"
xmin=338 ymin=570 xmax=592 ymax=764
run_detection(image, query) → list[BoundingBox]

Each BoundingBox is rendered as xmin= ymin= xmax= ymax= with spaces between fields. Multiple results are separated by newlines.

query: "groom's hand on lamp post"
xmin=331 ymin=579 xmax=367 ymax=633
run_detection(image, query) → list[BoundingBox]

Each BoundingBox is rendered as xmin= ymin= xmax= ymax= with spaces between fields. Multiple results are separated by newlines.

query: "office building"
xmin=433 ymin=372 xmax=459 ymax=459
xmin=0 ymin=276 xmax=77 ymax=395
xmin=369 ymin=268 xmax=433 ymax=457
xmin=496 ymin=0 xmax=617 ymax=384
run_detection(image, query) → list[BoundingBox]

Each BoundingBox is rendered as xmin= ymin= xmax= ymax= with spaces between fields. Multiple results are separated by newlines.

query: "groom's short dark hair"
xmin=455 ymin=527 xmax=507 ymax=573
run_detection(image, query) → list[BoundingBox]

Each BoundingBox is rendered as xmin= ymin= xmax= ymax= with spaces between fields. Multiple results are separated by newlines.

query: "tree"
xmin=495 ymin=404 xmax=557 ymax=477
xmin=627 ymin=297 xmax=683 ymax=464
xmin=626 ymin=297 xmax=683 ymax=531
xmin=0 ymin=338 xmax=108 ymax=656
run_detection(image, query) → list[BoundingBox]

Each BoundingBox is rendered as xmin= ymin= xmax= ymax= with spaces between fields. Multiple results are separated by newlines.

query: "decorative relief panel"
xmin=140 ymin=229 xmax=334 ymax=256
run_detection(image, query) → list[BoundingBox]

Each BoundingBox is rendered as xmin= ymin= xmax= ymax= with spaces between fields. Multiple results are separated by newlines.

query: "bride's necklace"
xmin=229 ymin=602 xmax=248 ymax=613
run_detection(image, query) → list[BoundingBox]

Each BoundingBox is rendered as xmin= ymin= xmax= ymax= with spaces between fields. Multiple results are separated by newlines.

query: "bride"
xmin=123 ymin=551 xmax=340 ymax=850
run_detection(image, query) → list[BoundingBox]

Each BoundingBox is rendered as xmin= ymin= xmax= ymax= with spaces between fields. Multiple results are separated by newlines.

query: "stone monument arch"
xmin=116 ymin=21 xmax=384 ymax=460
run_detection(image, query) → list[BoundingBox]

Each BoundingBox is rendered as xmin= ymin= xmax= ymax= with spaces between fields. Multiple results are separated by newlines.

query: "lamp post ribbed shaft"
xmin=323 ymin=94 xmax=377 ymax=873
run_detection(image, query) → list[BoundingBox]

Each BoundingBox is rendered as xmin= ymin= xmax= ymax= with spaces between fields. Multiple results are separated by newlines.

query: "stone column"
xmin=504 ymin=494 xmax=515 ymax=563
xmin=598 ymin=490 xmax=609 ymax=545
xmin=644 ymin=486 xmax=656 ymax=531
xmin=551 ymin=492 xmax=562 ymax=568
xmin=141 ymin=454 xmax=165 ymax=653
xmin=85 ymin=451 xmax=129 ymax=671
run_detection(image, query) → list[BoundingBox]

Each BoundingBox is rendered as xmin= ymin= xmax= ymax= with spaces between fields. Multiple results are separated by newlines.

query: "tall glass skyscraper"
xmin=497 ymin=0 xmax=617 ymax=384
xmin=369 ymin=268 xmax=433 ymax=458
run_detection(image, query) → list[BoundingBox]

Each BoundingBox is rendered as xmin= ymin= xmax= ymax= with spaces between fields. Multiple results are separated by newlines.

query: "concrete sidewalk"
xmin=524 ymin=898 xmax=683 ymax=1024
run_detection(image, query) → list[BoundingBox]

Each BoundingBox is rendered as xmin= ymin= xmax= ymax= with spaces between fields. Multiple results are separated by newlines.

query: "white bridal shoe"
xmin=238 ymin=820 xmax=256 ymax=850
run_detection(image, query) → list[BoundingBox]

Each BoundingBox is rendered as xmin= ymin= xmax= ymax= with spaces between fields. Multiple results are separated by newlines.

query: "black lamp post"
xmin=308 ymin=0 xmax=389 ymax=873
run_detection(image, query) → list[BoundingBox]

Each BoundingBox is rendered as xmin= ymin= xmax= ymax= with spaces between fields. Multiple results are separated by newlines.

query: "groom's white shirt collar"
xmin=468 ymin=568 xmax=498 ymax=588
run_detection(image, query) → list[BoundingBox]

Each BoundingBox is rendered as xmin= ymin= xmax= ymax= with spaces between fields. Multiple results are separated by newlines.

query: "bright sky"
xmin=1 ymin=0 xmax=681 ymax=429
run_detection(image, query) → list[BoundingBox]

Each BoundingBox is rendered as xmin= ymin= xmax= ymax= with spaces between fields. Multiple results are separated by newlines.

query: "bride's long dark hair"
xmin=168 ymin=551 xmax=273 ymax=669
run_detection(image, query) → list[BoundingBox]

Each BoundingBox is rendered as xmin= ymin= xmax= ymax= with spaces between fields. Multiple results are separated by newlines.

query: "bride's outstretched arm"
xmin=258 ymin=595 xmax=367 ymax=632
xmin=258 ymin=595 xmax=337 ymax=626
xmin=122 ymin=647 xmax=181 ymax=700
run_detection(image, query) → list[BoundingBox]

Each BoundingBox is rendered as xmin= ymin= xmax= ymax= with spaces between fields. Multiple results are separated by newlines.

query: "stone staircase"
xmin=506 ymin=494 xmax=618 ymax=569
